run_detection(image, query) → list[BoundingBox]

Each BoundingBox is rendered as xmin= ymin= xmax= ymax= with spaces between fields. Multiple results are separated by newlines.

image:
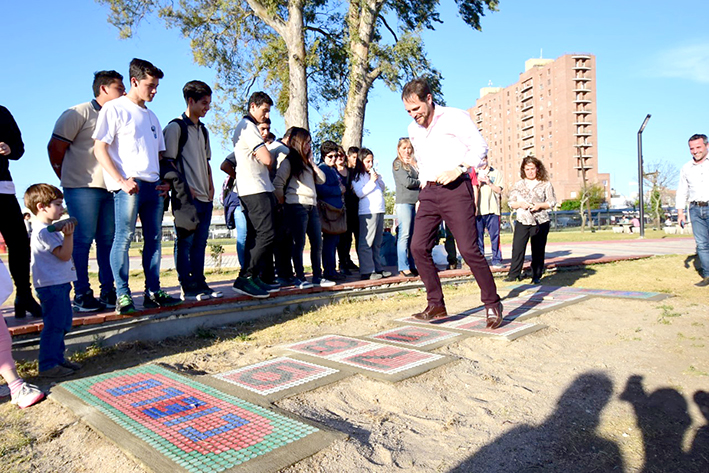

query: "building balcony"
xmin=574 ymin=76 xmax=591 ymax=81
xmin=521 ymin=102 xmax=534 ymax=112
xmin=522 ymin=141 xmax=535 ymax=150
xmin=522 ymin=132 xmax=535 ymax=139
xmin=573 ymin=110 xmax=592 ymax=114
xmin=476 ymin=117 xmax=482 ymax=124
xmin=573 ymin=65 xmax=591 ymax=70
xmin=571 ymin=55 xmax=592 ymax=60
xmin=521 ymin=113 xmax=534 ymax=121
xmin=574 ymin=132 xmax=592 ymax=137
xmin=520 ymin=82 xmax=533 ymax=93
xmin=521 ymin=122 xmax=534 ymax=131
xmin=520 ymin=92 xmax=533 ymax=101
xmin=573 ymin=163 xmax=594 ymax=170
xmin=574 ymin=142 xmax=593 ymax=148
xmin=573 ymin=88 xmax=591 ymax=93
xmin=573 ymin=99 xmax=592 ymax=104
xmin=574 ymin=121 xmax=592 ymax=126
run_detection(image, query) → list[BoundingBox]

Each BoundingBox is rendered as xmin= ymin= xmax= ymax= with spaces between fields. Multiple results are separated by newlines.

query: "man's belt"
xmin=426 ymin=173 xmax=469 ymax=187
xmin=690 ymin=201 xmax=709 ymax=207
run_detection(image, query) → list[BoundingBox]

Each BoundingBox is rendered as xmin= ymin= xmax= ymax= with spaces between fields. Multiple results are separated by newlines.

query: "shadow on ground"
xmin=449 ymin=372 xmax=708 ymax=473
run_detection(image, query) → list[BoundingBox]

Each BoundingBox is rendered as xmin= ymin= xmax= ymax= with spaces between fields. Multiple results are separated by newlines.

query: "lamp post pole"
xmin=637 ymin=114 xmax=651 ymax=238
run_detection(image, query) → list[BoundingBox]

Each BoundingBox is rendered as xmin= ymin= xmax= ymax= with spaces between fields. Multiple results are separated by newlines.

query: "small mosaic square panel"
xmin=214 ymin=358 xmax=338 ymax=395
xmin=284 ymin=335 xmax=379 ymax=358
xmin=59 ymin=365 xmax=319 ymax=473
xmin=367 ymin=326 xmax=459 ymax=347
xmin=331 ymin=345 xmax=444 ymax=374
xmin=446 ymin=317 xmax=536 ymax=336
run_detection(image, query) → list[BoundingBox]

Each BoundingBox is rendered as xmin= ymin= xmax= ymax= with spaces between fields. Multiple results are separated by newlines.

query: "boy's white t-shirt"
xmin=93 ymin=95 xmax=166 ymax=191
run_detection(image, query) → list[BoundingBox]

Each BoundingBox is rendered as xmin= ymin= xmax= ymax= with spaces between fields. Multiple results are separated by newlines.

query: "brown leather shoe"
xmin=412 ymin=305 xmax=447 ymax=321
xmin=486 ymin=301 xmax=504 ymax=329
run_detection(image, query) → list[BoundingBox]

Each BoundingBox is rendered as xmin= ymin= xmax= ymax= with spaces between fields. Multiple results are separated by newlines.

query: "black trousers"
xmin=239 ymin=192 xmax=276 ymax=279
xmin=508 ymin=221 xmax=550 ymax=280
xmin=0 ymin=193 xmax=32 ymax=298
xmin=337 ymin=197 xmax=359 ymax=268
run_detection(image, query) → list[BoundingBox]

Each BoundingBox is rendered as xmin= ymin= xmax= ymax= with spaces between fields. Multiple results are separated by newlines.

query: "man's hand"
xmin=435 ymin=168 xmax=462 ymax=185
xmin=479 ymin=174 xmax=490 ymax=185
xmin=0 ymin=142 xmax=10 ymax=156
xmin=678 ymin=210 xmax=686 ymax=227
xmin=119 ymin=177 xmax=139 ymax=195
xmin=157 ymin=181 xmax=170 ymax=198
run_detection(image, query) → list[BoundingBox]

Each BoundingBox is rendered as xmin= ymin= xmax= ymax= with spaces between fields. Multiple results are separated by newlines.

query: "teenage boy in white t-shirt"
xmin=93 ymin=58 xmax=181 ymax=315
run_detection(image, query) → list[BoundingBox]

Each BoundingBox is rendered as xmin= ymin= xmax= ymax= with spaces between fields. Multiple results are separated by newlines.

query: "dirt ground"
xmin=1 ymin=257 xmax=708 ymax=473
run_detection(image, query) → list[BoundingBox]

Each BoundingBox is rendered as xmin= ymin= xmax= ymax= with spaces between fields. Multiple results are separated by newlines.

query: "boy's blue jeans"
xmin=37 ymin=283 xmax=73 ymax=371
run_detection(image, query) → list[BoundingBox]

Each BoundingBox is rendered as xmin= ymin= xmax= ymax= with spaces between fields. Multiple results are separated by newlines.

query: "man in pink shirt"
xmin=402 ymin=79 xmax=503 ymax=328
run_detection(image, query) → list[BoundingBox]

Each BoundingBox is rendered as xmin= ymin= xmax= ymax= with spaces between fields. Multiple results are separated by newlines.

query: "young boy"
xmin=24 ymin=184 xmax=80 ymax=378
xmin=163 ymin=80 xmax=221 ymax=301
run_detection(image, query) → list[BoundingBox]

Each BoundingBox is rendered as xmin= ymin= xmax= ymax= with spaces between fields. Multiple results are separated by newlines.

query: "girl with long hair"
xmin=392 ymin=137 xmax=420 ymax=277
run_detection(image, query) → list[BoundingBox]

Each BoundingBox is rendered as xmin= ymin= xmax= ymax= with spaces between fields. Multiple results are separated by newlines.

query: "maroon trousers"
xmin=411 ymin=177 xmax=500 ymax=309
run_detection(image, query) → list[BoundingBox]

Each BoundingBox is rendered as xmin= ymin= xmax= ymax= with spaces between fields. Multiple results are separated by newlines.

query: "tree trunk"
xmin=341 ymin=0 xmax=384 ymax=149
xmin=283 ymin=0 xmax=308 ymax=129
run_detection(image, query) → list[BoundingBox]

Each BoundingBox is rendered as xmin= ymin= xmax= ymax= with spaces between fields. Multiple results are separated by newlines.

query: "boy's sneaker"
xmin=275 ymin=277 xmax=297 ymax=288
xmin=73 ymin=291 xmax=105 ymax=312
xmin=295 ymin=278 xmax=313 ymax=289
xmin=314 ymin=278 xmax=336 ymax=288
xmin=99 ymin=289 xmax=117 ymax=309
xmin=195 ymin=282 xmax=223 ymax=299
xmin=10 ymin=382 xmax=45 ymax=409
xmin=232 ymin=277 xmax=269 ymax=299
xmin=116 ymin=294 xmax=137 ymax=315
xmin=181 ymin=284 xmax=208 ymax=301
xmin=143 ymin=290 xmax=182 ymax=309
xmin=253 ymin=277 xmax=280 ymax=293
xmin=40 ymin=365 xmax=75 ymax=378
xmin=61 ymin=359 xmax=82 ymax=371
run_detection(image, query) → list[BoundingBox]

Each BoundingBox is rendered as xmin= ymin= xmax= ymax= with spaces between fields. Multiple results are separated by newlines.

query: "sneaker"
xmin=0 ymin=384 xmax=10 ymax=398
xmin=61 ymin=359 xmax=82 ymax=371
xmin=253 ymin=277 xmax=281 ymax=293
xmin=362 ymin=273 xmax=382 ymax=281
xmin=232 ymin=277 xmax=270 ymax=299
xmin=380 ymin=271 xmax=392 ymax=278
xmin=116 ymin=294 xmax=137 ymax=315
xmin=10 ymin=382 xmax=44 ymax=409
xmin=144 ymin=290 xmax=183 ymax=309
xmin=294 ymin=278 xmax=313 ymax=289
xmin=40 ymin=365 xmax=75 ymax=378
xmin=195 ymin=282 xmax=223 ymax=299
xmin=73 ymin=291 xmax=105 ymax=313
xmin=314 ymin=278 xmax=336 ymax=288
xmin=99 ymin=289 xmax=117 ymax=309
xmin=491 ymin=263 xmax=505 ymax=270
xmin=694 ymin=277 xmax=709 ymax=287
xmin=275 ymin=277 xmax=297 ymax=288
xmin=181 ymin=284 xmax=209 ymax=301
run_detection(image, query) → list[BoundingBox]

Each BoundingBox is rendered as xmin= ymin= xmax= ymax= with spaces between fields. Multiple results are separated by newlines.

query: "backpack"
xmin=168 ymin=115 xmax=210 ymax=172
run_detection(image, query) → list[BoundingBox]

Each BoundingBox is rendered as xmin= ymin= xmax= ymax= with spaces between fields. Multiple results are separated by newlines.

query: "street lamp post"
xmin=637 ymin=114 xmax=651 ymax=238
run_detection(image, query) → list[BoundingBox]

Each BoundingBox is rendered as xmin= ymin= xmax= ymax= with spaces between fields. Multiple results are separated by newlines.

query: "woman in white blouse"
xmin=505 ymin=156 xmax=557 ymax=284
xmin=352 ymin=148 xmax=391 ymax=280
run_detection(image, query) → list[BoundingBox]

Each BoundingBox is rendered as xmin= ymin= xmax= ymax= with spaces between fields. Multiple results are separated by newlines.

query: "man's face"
xmin=689 ymin=139 xmax=708 ymax=162
xmin=347 ymin=152 xmax=358 ymax=168
xmin=257 ymin=122 xmax=271 ymax=140
xmin=103 ymin=80 xmax=126 ymax=101
xmin=250 ymin=102 xmax=271 ymax=124
xmin=480 ymin=157 xmax=489 ymax=170
xmin=188 ymin=95 xmax=211 ymax=119
xmin=131 ymin=75 xmax=160 ymax=102
xmin=403 ymin=94 xmax=434 ymax=128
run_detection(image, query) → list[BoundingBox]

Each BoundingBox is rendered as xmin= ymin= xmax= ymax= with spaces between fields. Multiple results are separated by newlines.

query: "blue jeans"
xmin=64 ymin=187 xmax=115 ymax=298
xmin=476 ymin=213 xmax=502 ymax=265
xmin=174 ymin=199 xmax=213 ymax=287
xmin=234 ymin=204 xmax=247 ymax=268
xmin=37 ymin=283 xmax=73 ymax=371
xmin=690 ymin=203 xmax=709 ymax=277
xmin=111 ymin=180 xmax=164 ymax=297
xmin=395 ymin=203 xmax=417 ymax=272
xmin=322 ymin=233 xmax=340 ymax=279
xmin=287 ymin=203 xmax=322 ymax=280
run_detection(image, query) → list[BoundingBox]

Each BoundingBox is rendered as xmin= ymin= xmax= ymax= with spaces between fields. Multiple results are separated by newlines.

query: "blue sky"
xmin=2 ymin=0 xmax=707 ymax=205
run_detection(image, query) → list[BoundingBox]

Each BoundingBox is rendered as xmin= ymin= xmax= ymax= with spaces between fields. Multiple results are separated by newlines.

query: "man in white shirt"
xmin=48 ymin=70 xmax=125 ymax=312
xmin=93 ymin=58 xmax=181 ymax=314
xmin=402 ymin=79 xmax=502 ymax=328
xmin=676 ymin=134 xmax=709 ymax=287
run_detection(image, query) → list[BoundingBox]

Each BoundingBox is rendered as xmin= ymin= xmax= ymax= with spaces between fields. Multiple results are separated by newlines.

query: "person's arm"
xmin=254 ymin=144 xmax=273 ymax=167
xmin=273 ymin=159 xmax=291 ymax=204
xmin=676 ymin=167 xmax=689 ymax=226
xmin=94 ymin=140 xmax=138 ymax=195
xmin=47 ymin=138 xmax=70 ymax=179
xmin=220 ymin=158 xmax=236 ymax=178
xmin=531 ymin=182 xmax=557 ymax=212
xmin=435 ymin=108 xmax=488 ymax=186
xmin=51 ymin=222 xmax=75 ymax=262
xmin=0 ymin=106 xmax=24 ymax=160
xmin=312 ymin=162 xmax=327 ymax=185
xmin=352 ymin=174 xmax=377 ymax=198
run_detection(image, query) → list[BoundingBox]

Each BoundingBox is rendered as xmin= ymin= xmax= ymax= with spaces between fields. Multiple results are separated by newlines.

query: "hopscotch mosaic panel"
xmin=446 ymin=317 xmax=538 ymax=337
xmin=214 ymin=358 xmax=339 ymax=395
xmin=58 ymin=365 xmax=319 ymax=473
xmin=367 ymin=326 xmax=459 ymax=347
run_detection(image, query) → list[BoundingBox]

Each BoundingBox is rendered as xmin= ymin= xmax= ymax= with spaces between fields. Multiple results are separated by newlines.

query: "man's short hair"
xmin=183 ymin=80 xmax=212 ymax=104
xmin=129 ymin=58 xmax=164 ymax=81
xmin=92 ymin=70 xmax=123 ymax=98
xmin=401 ymin=78 xmax=432 ymax=102
xmin=24 ymin=183 xmax=63 ymax=216
xmin=689 ymin=134 xmax=708 ymax=144
xmin=248 ymin=91 xmax=273 ymax=109
xmin=320 ymin=140 xmax=339 ymax=159
xmin=347 ymin=146 xmax=360 ymax=156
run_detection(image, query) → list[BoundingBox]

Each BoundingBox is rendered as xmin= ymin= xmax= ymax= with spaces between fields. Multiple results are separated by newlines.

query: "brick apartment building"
xmin=468 ymin=53 xmax=610 ymax=204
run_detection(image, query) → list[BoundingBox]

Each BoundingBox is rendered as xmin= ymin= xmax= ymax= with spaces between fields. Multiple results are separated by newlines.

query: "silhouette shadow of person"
xmin=620 ymin=374 xmax=705 ymax=472
xmin=689 ymin=390 xmax=709 ymax=471
xmin=451 ymin=372 xmax=623 ymax=472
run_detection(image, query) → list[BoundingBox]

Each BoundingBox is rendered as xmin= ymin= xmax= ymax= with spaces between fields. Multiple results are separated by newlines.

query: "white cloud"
xmin=654 ymin=42 xmax=709 ymax=83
